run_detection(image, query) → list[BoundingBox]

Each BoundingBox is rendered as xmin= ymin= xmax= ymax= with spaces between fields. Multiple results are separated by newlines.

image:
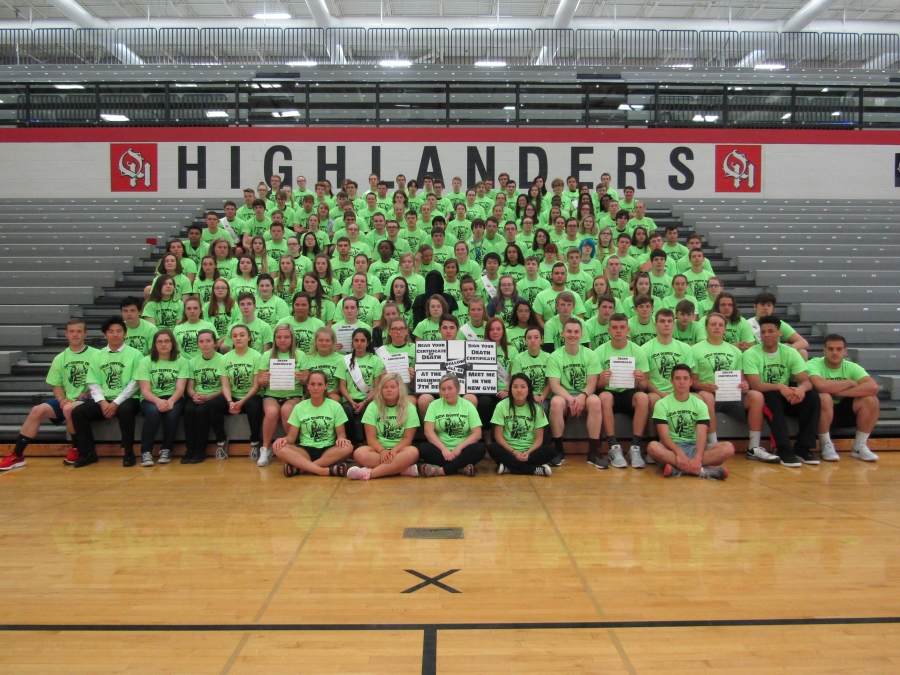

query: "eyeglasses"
xmin=390 ymin=327 xmax=408 ymax=332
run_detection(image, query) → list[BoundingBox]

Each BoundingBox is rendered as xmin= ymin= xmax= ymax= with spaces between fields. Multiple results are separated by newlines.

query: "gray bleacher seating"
xmin=773 ymin=287 xmax=900 ymax=303
xmin=0 ymin=306 xmax=80 ymax=324
xmin=6 ymin=257 xmax=138 ymax=272
xmin=757 ymin=270 xmax=900 ymax=286
xmin=800 ymin=304 xmax=900 ymax=322
xmin=2 ymin=287 xmax=97 ymax=305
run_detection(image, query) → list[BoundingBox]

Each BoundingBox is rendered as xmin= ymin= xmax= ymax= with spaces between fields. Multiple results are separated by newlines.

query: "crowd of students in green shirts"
xmin=0 ymin=171 xmax=881 ymax=476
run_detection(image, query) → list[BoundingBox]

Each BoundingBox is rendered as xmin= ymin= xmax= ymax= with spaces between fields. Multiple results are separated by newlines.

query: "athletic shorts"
xmin=675 ymin=440 xmax=697 ymax=459
xmin=609 ymin=389 xmax=638 ymax=415
xmin=262 ymin=395 xmax=301 ymax=405
xmin=715 ymin=395 xmax=745 ymax=420
xmin=831 ymin=397 xmax=857 ymax=429
xmin=299 ymin=445 xmax=328 ymax=462
xmin=45 ymin=396 xmax=90 ymax=425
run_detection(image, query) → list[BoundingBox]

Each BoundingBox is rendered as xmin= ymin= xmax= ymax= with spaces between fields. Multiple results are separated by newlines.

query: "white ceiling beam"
xmin=551 ymin=0 xmax=581 ymax=29
xmin=304 ymin=0 xmax=333 ymax=27
xmin=45 ymin=0 xmax=104 ymax=27
xmin=782 ymin=0 xmax=842 ymax=32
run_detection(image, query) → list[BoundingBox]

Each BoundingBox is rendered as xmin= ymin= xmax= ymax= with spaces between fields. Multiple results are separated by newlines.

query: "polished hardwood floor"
xmin=1 ymin=452 xmax=899 ymax=674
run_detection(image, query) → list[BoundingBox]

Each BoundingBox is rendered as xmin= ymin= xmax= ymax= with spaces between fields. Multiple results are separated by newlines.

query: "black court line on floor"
xmin=3 ymin=616 xmax=900 ymax=631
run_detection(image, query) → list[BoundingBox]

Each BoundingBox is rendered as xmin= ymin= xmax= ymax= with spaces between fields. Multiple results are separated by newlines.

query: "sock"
xmin=749 ymin=431 xmax=761 ymax=448
xmin=606 ymin=435 xmax=618 ymax=450
xmin=819 ymin=432 xmax=832 ymax=446
xmin=553 ymin=438 xmax=564 ymax=454
xmin=13 ymin=434 xmax=32 ymax=457
xmin=631 ymin=435 xmax=642 ymax=448
xmin=70 ymin=433 xmax=78 ymax=450
xmin=588 ymin=439 xmax=598 ymax=455
xmin=708 ymin=431 xmax=718 ymax=445
xmin=854 ymin=431 xmax=870 ymax=448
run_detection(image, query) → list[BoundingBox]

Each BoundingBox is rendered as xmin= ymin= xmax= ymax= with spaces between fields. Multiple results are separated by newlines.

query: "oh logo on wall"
xmin=715 ymin=145 xmax=761 ymax=193
xmin=110 ymin=143 xmax=157 ymax=192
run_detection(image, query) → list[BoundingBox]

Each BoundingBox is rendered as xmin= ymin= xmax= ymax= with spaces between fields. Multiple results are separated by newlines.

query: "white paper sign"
xmin=414 ymin=340 xmax=497 ymax=394
xmin=268 ymin=358 xmax=296 ymax=391
xmin=381 ymin=351 xmax=411 ymax=383
xmin=466 ymin=370 xmax=498 ymax=394
xmin=334 ymin=324 xmax=356 ymax=353
xmin=609 ymin=356 xmax=636 ymax=389
xmin=415 ymin=369 xmax=444 ymax=394
xmin=715 ymin=370 xmax=743 ymax=402
xmin=415 ymin=340 xmax=447 ymax=363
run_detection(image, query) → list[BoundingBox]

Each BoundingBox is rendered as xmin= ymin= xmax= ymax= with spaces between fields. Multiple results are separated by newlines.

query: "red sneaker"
xmin=0 ymin=454 xmax=26 ymax=471
xmin=63 ymin=447 xmax=79 ymax=465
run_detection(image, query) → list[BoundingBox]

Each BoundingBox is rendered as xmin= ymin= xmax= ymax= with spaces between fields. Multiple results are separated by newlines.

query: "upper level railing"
xmin=0 ymin=27 xmax=899 ymax=69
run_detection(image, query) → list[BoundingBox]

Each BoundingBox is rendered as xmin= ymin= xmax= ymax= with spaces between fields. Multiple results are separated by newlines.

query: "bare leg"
xmin=696 ymin=391 xmax=716 ymax=434
xmin=646 ymin=392 xmax=661 ymax=436
xmin=19 ymin=403 xmax=59 ymax=438
xmin=599 ymin=391 xmax=615 ymax=436
xmin=818 ymin=393 xmax=834 ymax=434
xmin=744 ymin=390 xmax=764 ymax=431
xmin=702 ymin=441 xmax=735 ymax=466
xmin=631 ymin=391 xmax=649 ymax=438
xmin=585 ymin=394 xmax=602 ymax=440
xmin=647 ymin=440 xmax=677 ymax=466
xmin=262 ymin=398 xmax=282 ymax=448
xmin=327 ymin=392 xmax=342 ymax=403
xmin=853 ymin=395 xmax=880 ymax=433
xmin=417 ymin=394 xmax=435 ymax=420
xmin=462 ymin=394 xmax=478 ymax=406
xmin=354 ymin=445 xmax=419 ymax=478
xmin=549 ymin=396 xmax=568 ymax=438
xmin=279 ymin=399 xmax=300 ymax=441
xmin=273 ymin=444 xmax=351 ymax=475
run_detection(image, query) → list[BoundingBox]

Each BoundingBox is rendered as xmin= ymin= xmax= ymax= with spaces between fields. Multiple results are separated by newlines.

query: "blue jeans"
xmin=140 ymin=397 xmax=185 ymax=455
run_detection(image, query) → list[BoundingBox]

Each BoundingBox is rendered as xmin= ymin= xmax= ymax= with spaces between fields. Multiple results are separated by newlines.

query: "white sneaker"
xmin=215 ymin=440 xmax=228 ymax=460
xmin=158 ymin=449 xmax=171 ymax=464
xmin=628 ymin=445 xmax=645 ymax=469
xmin=851 ymin=444 xmax=879 ymax=462
xmin=497 ymin=463 xmax=510 ymax=475
xmin=250 ymin=441 xmax=261 ymax=461
xmin=257 ymin=447 xmax=272 ymax=467
xmin=401 ymin=464 xmax=419 ymax=477
xmin=820 ymin=440 xmax=840 ymax=462
xmin=608 ymin=445 xmax=627 ymax=469
xmin=745 ymin=446 xmax=781 ymax=464
xmin=140 ymin=452 xmax=154 ymax=467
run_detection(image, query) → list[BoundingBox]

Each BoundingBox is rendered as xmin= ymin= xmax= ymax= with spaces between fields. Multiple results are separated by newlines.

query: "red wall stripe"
xmin=2 ymin=126 xmax=900 ymax=145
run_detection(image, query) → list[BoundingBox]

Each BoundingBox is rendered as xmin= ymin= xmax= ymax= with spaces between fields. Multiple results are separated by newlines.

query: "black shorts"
xmin=263 ymin=395 xmax=301 ymax=405
xmin=831 ymin=397 xmax=857 ymax=429
xmin=299 ymin=445 xmax=327 ymax=461
xmin=609 ymin=389 xmax=637 ymax=415
xmin=715 ymin=396 xmax=745 ymax=419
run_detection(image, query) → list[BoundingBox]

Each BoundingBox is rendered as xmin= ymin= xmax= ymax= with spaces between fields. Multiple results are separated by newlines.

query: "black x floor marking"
xmin=401 ymin=569 xmax=461 ymax=594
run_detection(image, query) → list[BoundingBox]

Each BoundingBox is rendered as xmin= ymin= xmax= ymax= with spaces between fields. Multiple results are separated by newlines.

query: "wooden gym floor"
xmin=2 ymin=451 xmax=900 ymax=674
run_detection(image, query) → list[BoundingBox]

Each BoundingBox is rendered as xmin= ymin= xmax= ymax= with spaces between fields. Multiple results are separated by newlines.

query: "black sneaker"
xmin=180 ymin=452 xmax=193 ymax=465
xmin=73 ymin=451 xmax=98 ymax=468
xmin=122 ymin=452 xmax=136 ymax=468
xmin=587 ymin=451 xmax=609 ymax=469
xmin=778 ymin=449 xmax=802 ymax=468
xmin=794 ymin=447 xmax=820 ymax=465
xmin=549 ymin=452 xmax=564 ymax=467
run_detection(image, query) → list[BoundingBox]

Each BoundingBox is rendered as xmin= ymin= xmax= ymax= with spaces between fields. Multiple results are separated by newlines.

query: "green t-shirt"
xmin=283 ymin=316 xmax=325 ymax=354
xmin=338 ymin=295 xmax=383 ymax=327
xmin=189 ymin=352 xmax=227 ymax=396
xmin=204 ymin=303 xmax=240 ymax=339
xmin=584 ymin=318 xmax=612 ymax=350
xmin=225 ymin=316 xmax=274 ymax=352
xmin=424 ymin=397 xmax=482 ymax=451
xmin=331 ymin=258 xmax=358 ymax=288
xmin=255 ymin=296 xmax=291 ymax=328
xmin=543 ymin=316 xmax=589 ymax=351
xmin=607 ymin=277 xmax=630 ymax=302
xmin=46 ymin=345 xmax=97 ymax=400
xmin=125 ymin=319 xmax=159 ymax=356
xmin=628 ymin=316 xmax=657 ymax=346
xmin=228 ymin=276 xmax=259 ymax=301
xmin=362 ymin=402 xmax=420 ymax=450
xmin=662 ymin=241 xmax=690 ymax=262
xmin=369 ymin=259 xmax=400 ymax=288
xmin=510 ymin=350 xmax=552 ymax=394
xmin=648 ymin=272 xmax=673 ymax=301
xmin=173 ymin=320 xmax=217 ymax=357
xmin=517 ymin=276 xmax=550 ymax=304
xmin=142 ymin=299 xmax=184 ymax=329
xmin=652 ymin=393 xmax=710 ymax=443
xmin=691 ymin=340 xmax=743 ymax=385
xmin=192 ymin=277 xmax=216 ymax=304
xmin=287 ymin=398 xmax=349 ymax=449
xmin=723 ymin=317 xmax=755 ymax=346
xmin=673 ymin=321 xmax=706 ymax=346
xmin=385 ymin=273 xmax=425 ymax=301
xmin=413 ymin=318 xmax=442 ymax=341
xmin=533 ymin=288 xmax=587 ymax=321
xmin=339 ymin=274 xmax=384 ymax=298
xmin=490 ymin=398 xmax=549 ymax=453
xmin=806 ymin=357 xmax=869 ymax=404
xmin=221 ymin=348 xmax=261 ymax=398
xmin=344 ymin=352 xmax=385 ymax=402
xmin=260 ymin=349 xmax=311 ymax=398
xmin=683 ymin=269 xmax=714 ymax=301
xmin=87 ymin=345 xmax=143 ymax=401
xmin=546 ymin=346 xmax=602 ymax=395
xmin=594 ymin=341 xmax=650 ymax=393
xmin=306 ymin=351 xmax=348 ymax=391
xmin=135 ymin=354 xmax=191 ymax=400
xmin=642 ymin=338 xmax=696 ymax=394
xmin=742 ymin=343 xmax=807 ymax=386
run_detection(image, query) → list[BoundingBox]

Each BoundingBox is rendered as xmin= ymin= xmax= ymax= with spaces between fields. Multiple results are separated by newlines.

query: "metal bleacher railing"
xmin=0 ymin=27 xmax=899 ymax=68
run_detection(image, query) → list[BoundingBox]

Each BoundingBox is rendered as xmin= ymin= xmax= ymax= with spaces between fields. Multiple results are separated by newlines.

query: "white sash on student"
xmin=497 ymin=362 xmax=511 ymax=386
xmin=344 ymin=354 xmax=372 ymax=395
xmin=219 ymin=220 xmax=240 ymax=245
xmin=481 ymin=274 xmax=498 ymax=299
xmin=460 ymin=323 xmax=479 ymax=341
xmin=748 ymin=317 xmax=762 ymax=343
xmin=375 ymin=346 xmax=390 ymax=361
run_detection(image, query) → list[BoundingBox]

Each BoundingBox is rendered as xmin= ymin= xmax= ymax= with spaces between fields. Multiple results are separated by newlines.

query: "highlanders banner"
xmin=3 ymin=127 xmax=900 ymax=199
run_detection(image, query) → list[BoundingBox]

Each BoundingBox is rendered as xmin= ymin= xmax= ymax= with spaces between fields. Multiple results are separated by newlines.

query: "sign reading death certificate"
xmin=415 ymin=340 xmax=497 ymax=394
